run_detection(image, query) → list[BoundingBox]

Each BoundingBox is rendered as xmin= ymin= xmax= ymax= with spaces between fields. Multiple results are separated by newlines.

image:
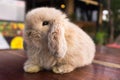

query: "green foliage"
xmin=96 ymin=0 xmax=120 ymax=44
xmin=111 ymin=0 xmax=120 ymax=38
xmin=94 ymin=31 xmax=107 ymax=45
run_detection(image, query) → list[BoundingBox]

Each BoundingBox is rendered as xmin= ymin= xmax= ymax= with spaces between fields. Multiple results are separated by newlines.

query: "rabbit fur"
xmin=23 ymin=7 xmax=95 ymax=74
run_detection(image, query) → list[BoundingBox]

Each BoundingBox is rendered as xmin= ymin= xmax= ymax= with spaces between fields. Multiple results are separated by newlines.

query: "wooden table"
xmin=0 ymin=46 xmax=120 ymax=80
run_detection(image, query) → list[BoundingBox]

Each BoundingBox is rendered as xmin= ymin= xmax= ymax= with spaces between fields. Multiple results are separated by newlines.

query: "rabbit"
xmin=23 ymin=7 xmax=95 ymax=74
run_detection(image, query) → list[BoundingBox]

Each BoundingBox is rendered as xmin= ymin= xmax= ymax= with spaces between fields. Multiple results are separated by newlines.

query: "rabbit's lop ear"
xmin=48 ymin=23 xmax=67 ymax=58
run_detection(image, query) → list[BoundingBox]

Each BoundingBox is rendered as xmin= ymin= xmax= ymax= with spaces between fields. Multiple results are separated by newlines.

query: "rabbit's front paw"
xmin=52 ymin=65 xmax=74 ymax=74
xmin=24 ymin=64 xmax=41 ymax=73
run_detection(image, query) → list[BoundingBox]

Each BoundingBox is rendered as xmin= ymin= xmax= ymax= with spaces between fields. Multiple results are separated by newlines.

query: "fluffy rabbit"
xmin=23 ymin=7 xmax=95 ymax=74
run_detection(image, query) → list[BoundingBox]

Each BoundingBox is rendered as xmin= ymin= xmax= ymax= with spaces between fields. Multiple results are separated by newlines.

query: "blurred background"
xmin=0 ymin=0 xmax=120 ymax=49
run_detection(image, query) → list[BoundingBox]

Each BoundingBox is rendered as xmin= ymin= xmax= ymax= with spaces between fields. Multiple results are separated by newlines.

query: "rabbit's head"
xmin=24 ymin=7 xmax=67 ymax=58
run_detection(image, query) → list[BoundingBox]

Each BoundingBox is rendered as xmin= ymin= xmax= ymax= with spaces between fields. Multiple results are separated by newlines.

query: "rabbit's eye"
xmin=43 ymin=21 xmax=49 ymax=26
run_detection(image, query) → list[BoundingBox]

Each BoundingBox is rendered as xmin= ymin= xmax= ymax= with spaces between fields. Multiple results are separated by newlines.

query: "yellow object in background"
xmin=60 ymin=4 xmax=65 ymax=9
xmin=18 ymin=23 xmax=24 ymax=30
xmin=10 ymin=36 xmax=23 ymax=49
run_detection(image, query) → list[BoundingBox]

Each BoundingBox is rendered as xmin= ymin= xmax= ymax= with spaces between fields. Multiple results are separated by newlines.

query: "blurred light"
xmin=60 ymin=4 xmax=65 ymax=9
xmin=102 ymin=15 xmax=107 ymax=21
xmin=102 ymin=10 xmax=109 ymax=21
xmin=103 ymin=10 xmax=108 ymax=15
xmin=118 ymin=9 xmax=120 ymax=13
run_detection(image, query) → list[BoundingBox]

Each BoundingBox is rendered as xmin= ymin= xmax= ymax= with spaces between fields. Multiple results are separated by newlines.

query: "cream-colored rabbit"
xmin=23 ymin=7 xmax=95 ymax=74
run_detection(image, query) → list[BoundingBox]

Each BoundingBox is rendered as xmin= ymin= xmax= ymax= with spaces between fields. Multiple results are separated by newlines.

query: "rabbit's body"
xmin=23 ymin=7 xmax=95 ymax=74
